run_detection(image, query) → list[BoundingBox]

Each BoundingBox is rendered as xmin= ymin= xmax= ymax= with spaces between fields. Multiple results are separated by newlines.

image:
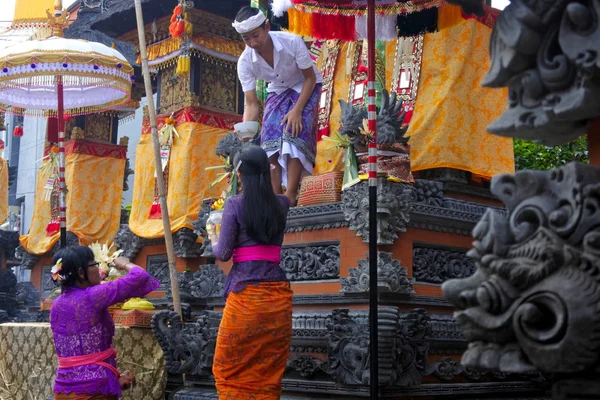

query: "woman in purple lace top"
xmin=49 ymin=246 xmax=159 ymax=400
xmin=210 ymin=145 xmax=293 ymax=399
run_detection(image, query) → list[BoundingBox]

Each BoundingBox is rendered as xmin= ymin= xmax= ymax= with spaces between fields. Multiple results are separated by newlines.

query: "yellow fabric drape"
xmin=136 ymin=34 xmax=245 ymax=64
xmin=12 ymin=0 xmax=53 ymax=24
xmin=129 ymin=122 xmax=229 ymax=239
xmin=20 ymin=154 xmax=125 ymax=255
xmin=0 ymin=157 xmax=8 ymax=223
xmin=406 ymin=19 xmax=515 ymax=179
xmin=437 ymin=4 xmax=465 ymax=31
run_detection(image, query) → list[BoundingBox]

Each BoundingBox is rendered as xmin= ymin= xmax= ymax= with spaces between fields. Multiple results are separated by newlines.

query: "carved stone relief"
xmin=341 ymin=179 xmax=412 ymax=245
xmin=41 ymin=265 xmax=57 ymax=299
xmin=443 ymin=162 xmax=600 ymax=375
xmin=341 ymin=252 xmax=415 ymax=295
xmin=146 ymin=254 xmax=170 ymax=291
xmin=413 ymin=246 xmax=476 ymax=284
xmin=51 ymin=231 xmax=79 ymax=254
xmin=173 ymin=228 xmax=204 ymax=258
xmin=281 ymin=243 xmax=340 ymax=281
xmin=483 ymin=0 xmax=600 ymax=145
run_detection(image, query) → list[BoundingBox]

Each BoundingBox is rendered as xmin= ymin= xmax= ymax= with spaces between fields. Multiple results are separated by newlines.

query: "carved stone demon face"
xmin=443 ymin=162 xmax=600 ymax=374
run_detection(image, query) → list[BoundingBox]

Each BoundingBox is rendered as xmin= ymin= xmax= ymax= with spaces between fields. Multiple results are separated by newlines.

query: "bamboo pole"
xmin=133 ymin=0 xmax=181 ymax=316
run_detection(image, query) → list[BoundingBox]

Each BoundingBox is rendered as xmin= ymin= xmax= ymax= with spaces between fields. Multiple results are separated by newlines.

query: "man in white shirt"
xmin=232 ymin=6 xmax=323 ymax=206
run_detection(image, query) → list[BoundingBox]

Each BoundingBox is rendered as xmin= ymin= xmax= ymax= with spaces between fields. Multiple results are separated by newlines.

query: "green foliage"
xmin=513 ymin=136 xmax=589 ymax=171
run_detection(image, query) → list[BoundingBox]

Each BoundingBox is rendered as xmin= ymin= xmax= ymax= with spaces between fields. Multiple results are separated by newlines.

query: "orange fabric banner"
xmin=406 ymin=19 xmax=514 ymax=179
xmin=129 ymin=122 xmax=230 ymax=239
xmin=0 ymin=157 xmax=8 ymax=223
xmin=20 ymin=142 xmax=126 ymax=255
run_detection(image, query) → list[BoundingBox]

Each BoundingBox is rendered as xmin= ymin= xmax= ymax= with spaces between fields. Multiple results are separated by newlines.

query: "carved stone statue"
xmin=443 ymin=162 xmax=600 ymax=375
xmin=483 ymin=0 xmax=600 ymax=145
xmin=341 ymin=178 xmax=412 ymax=245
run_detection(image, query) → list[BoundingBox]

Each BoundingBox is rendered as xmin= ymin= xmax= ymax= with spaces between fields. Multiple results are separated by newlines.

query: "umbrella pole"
xmin=57 ymin=76 xmax=67 ymax=248
xmin=133 ymin=0 xmax=182 ymax=317
xmin=367 ymin=0 xmax=379 ymax=398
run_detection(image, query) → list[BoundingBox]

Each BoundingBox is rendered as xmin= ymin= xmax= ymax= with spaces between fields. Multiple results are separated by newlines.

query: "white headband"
xmin=232 ymin=12 xmax=267 ymax=34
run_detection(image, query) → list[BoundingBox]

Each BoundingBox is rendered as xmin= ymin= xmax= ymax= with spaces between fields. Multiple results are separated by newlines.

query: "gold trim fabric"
xmin=0 ymin=323 xmax=166 ymax=400
xmin=20 ymin=153 xmax=126 ymax=255
xmin=129 ymin=122 xmax=229 ymax=239
xmin=406 ymin=19 xmax=514 ymax=179
xmin=0 ymin=157 xmax=7 ymax=223
xmin=136 ymin=34 xmax=244 ymax=65
xmin=11 ymin=0 xmax=53 ymax=25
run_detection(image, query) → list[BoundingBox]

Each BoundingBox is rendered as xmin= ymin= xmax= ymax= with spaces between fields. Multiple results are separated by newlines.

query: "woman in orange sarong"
xmin=210 ymin=145 xmax=293 ymax=399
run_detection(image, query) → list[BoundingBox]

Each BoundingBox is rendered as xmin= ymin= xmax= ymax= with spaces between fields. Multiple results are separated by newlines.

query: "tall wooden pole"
xmin=133 ymin=0 xmax=181 ymax=316
xmin=367 ymin=0 xmax=379 ymax=398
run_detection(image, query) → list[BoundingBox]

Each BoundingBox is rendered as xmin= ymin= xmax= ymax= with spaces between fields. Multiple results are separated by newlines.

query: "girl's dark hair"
xmin=52 ymin=246 xmax=96 ymax=287
xmin=234 ymin=145 xmax=286 ymax=244
xmin=235 ymin=6 xmax=267 ymax=25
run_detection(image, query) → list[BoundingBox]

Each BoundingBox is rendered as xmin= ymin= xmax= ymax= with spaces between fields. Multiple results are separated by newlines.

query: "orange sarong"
xmin=213 ymin=281 xmax=293 ymax=400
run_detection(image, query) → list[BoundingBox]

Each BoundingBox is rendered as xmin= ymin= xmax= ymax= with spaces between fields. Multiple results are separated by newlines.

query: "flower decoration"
xmin=2 ymin=67 xmax=7 ymax=73
xmin=89 ymin=242 xmax=124 ymax=282
xmin=211 ymin=197 xmax=225 ymax=211
xmin=62 ymin=63 xmax=68 ymax=68
xmin=51 ymin=258 xmax=66 ymax=282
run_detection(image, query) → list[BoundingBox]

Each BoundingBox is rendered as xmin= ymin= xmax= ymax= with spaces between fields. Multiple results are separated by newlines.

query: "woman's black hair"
xmin=235 ymin=6 xmax=267 ymax=26
xmin=52 ymin=245 xmax=96 ymax=287
xmin=234 ymin=145 xmax=286 ymax=244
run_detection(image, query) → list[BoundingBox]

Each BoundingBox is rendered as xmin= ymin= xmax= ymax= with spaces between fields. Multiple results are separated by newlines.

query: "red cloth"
xmin=232 ymin=245 xmax=282 ymax=264
xmin=58 ymin=347 xmax=120 ymax=378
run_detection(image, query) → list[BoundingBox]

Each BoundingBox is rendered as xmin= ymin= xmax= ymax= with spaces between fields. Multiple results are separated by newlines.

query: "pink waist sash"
xmin=232 ymin=245 xmax=282 ymax=264
xmin=58 ymin=346 xmax=120 ymax=378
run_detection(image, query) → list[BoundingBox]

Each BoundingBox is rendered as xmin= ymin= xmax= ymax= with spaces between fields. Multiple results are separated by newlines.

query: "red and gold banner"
xmin=142 ymin=106 xmax=241 ymax=134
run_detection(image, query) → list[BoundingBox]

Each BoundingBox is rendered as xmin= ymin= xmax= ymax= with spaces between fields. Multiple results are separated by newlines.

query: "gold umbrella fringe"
xmin=148 ymin=49 xmax=237 ymax=72
xmin=0 ymin=52 xmax=134 ymax=74
xmin=0 ymin=73 xmax=132 ymax=88
xmin=0 ymin=95 xmax=131 ymax=117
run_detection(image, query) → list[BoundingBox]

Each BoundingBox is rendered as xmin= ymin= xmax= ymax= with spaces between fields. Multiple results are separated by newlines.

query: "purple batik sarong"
xmin=261 ymin=84 xmax=322 ymax=181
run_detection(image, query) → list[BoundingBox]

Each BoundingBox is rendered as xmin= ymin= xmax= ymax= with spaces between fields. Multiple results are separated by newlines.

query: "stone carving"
xmin=51 ymin=231 xmax=79 ymax=254
xmin=0 ymin=230 xmax=19 ymax=261
xmin=173 ymin=228 xmax=203 ymax=258
xmin=341 ymin=252 xmax=414 ymax=295
xmin=285 ymin=202 xmax=349 ymax=233
xmin=168 ymin=265 xmax=225 ymax=300
xmin=287 ymin=355 xmax=326 ymax=379
xmin=114 ymin=224 xmax=155 ymax=260
xmin=41 ymin=265 xmax=58 ymax=299
xmin=193 ymin=200 xmax=214 ymax=258
xmin=189 ymin=264 xmax=225 ymax=299
xmin=326 ymin=308 xmax=370 ymax=385
xmin=341 ymin=179 xmax=412 ymax=245
xmin=443 ymin=162 xmax=600 ymax=375
xmin=425 ymin=357 xmax=545 ymax=383
xmin=215 ymin=131 xmax=243 ymax=161
xmin=411 ymin=179 xmax=444 ymax=206
xmin=419 ymin=168 xmax=468 ymax=184
xmin=0 ymin=268 xmax=18 ymax=318
xmin=151 ymin=310 xmax=222 ymax=375
xmin=413 ymin=247 xmax=476 ymax=284
xmin=281 ymin=244 xmax=340 ymax=281
xmin=484 ymin=0 xmax=600 ymax=145
xmin=15 ymin=282 xmax=39 ymax=308
xmin=14 ymin=246 xmax=36 ymax=270
xmin=123 ymin=158 xmax=134 ymax=191
xmin=146 ymin=254 xmax=170 ymax=290
xmin=395 ymin=308 xmax=431 ymax=386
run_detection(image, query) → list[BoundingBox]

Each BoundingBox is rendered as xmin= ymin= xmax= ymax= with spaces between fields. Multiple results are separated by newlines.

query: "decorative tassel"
xmin=148 ymin=201 xmax=162 ymax=219
xmin=313 ymin=13 xmax=356 ymax=42
xmin=288 ymin=8 xmax=313 ymax=37
xmin=13 ymin=125 xmax=23 ymax=137
xmin=437 ymin=3 xmax=465 ymax=30
xmin=271 ymin=0 xmax=293 ymax=17
xmin=46 ymin=220 xmax=60 ymax=236
xmin=356 ymin=15 xmax=397 ymax=41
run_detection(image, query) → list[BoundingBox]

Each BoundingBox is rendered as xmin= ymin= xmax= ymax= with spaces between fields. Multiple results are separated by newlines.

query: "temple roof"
xmin=91 ymin=0 xmax=249 ymax=38
xmin=64 ymin=10 xmax=137 ymax=66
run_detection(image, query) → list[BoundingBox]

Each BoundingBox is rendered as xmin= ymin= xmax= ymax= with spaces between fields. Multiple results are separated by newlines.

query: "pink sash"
xmin=58 ymin=347 xmax=120 ymax=378
xmin=232 ymin=245 xmax=282 ymax=264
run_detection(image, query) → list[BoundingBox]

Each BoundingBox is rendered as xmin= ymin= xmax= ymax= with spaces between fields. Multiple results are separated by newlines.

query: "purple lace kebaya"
xmin=50 ymin=266 xmax=159 ymax=397
xmin=212 ymin=194 xmax=290 ymax=298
